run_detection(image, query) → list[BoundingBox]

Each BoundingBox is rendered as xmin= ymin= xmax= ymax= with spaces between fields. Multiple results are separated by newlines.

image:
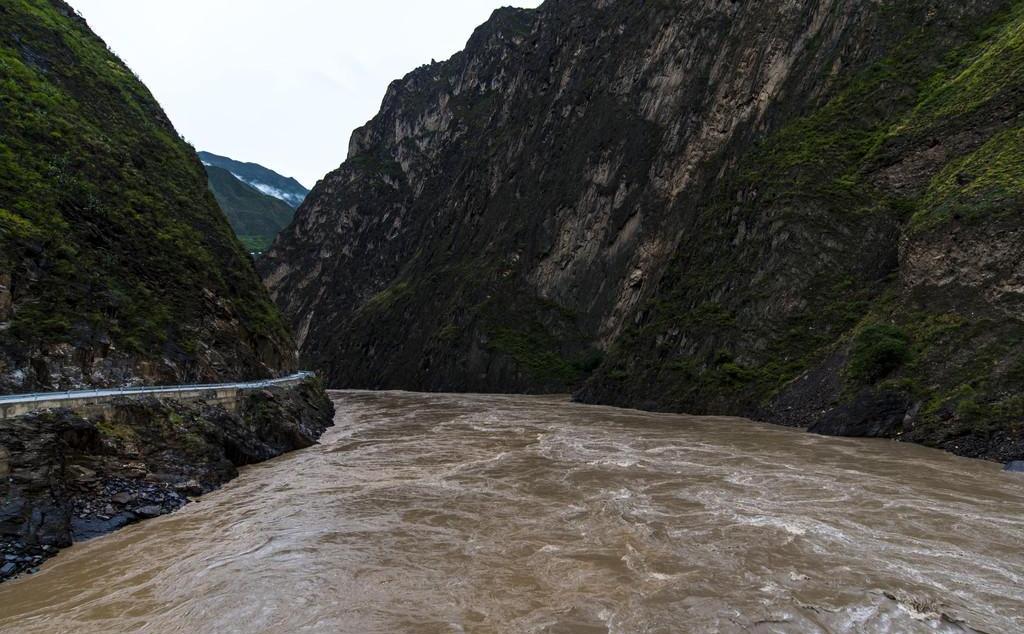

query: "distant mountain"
xmin=204 ymin=165 xmax=295 ymax=253
xmin=198 ymin=151 xmax=309 ymax=208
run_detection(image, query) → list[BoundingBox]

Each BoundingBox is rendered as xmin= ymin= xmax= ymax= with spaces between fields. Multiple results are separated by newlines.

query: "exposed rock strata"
xmin=0 ymin=379 xmax=334 ymax=581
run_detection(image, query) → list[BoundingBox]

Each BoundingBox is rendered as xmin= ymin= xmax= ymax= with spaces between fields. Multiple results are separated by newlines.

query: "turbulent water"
xmin=1 ymin=392 xmax=1023 ymax=633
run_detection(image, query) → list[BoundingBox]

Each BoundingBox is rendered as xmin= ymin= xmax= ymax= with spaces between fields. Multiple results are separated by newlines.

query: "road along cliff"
xmin=0 ymin=0 xmax=338 ymax=582
xmin=0 ymin=376 xmax=334 ymax=582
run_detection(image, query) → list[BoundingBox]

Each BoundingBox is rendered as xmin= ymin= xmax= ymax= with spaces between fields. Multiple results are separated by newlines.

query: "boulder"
xmin=111 ymin=491 xmax=136 ymax=505
xmin=132 ymin=505 xmax=164 ymax=519
xmin=72 ymin=514 xmax=134 ymax=541
xmin=66 ymin=464 xmax=97 ymax=483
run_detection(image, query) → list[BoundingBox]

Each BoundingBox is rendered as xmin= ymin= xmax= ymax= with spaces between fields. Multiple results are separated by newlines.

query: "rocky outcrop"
xmin=263 ymin=0 xmax=1022 ymax=461
xmin=577 ymin=0 xmax=1024 ymax=464
xmin=808 ymin=391 xmax=913 ymax=439
xmin=0 ymin=0 xmax=296 ymax=394
xmin=0 ymin=378 xmax=334 ymax=581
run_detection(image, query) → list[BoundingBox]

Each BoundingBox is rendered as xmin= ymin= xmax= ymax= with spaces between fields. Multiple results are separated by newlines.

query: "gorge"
xmin=0 ymin=0 xmax=1022 ymax=630
xmin=263 ymin=0 xmax=1024 ymax=464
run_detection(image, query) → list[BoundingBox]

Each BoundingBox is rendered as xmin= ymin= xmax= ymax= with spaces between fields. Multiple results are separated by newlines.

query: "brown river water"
xmin=1 ymin=391 xmax=1023 ymax=633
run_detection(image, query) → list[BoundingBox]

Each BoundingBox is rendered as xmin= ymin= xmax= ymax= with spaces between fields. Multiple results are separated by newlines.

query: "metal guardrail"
xmin=0 ymin=371 xmax=315 ymax=406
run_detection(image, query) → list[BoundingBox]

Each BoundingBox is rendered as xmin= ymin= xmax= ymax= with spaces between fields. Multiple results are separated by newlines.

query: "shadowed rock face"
xmin=263 ymin=0 xmax=1023 ymax=459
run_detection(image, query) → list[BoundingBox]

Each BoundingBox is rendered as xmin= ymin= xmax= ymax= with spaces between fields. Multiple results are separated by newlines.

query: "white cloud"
xmin=68 ymin=0 xmax=543 ymax=188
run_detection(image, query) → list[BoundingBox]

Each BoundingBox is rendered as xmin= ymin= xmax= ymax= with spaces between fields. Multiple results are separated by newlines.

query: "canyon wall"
xmin=264 ymin=0 xmax=1023 ymax=459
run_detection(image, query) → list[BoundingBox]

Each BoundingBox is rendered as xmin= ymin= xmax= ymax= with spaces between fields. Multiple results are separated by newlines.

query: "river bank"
xmin=0 ymin=378 xmax=334 ymax=582
xmin=575 ymin=384 xmax=1024 ymax=468
xmin=1 ymin=391 xmax=1021 ymax=633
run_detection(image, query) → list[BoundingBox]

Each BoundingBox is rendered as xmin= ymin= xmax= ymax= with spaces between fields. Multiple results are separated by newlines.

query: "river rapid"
xmin=0 ymin=391 xmax=1022 ymax=633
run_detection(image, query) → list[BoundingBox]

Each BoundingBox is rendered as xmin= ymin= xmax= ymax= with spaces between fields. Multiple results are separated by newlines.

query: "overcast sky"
xmin=69 ymin=1 xmax=542 ymax=188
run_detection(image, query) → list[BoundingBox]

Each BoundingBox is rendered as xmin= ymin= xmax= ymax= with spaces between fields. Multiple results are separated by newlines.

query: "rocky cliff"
xmin=0 ymin=377 xmax=334 ymax=581
xmin=0 ymin=0 xmax=296 ymax=393
xmin=263 ymin=0 xmax=1023 ymax=460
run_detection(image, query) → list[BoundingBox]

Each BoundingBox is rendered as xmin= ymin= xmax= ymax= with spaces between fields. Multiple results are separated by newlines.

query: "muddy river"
xmin=1 ymin=391 xmax=1022 ymax=633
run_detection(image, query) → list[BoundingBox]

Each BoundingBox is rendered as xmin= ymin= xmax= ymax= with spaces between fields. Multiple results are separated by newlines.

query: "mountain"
xmin=204 ymin=164 xmax=295 ymax=253
xmin=0 ymin=0 xmax=336 ymax=576
xmin=262 ymin=0 xmax=1023 ymax=461
xmin=198 ymin=151 xmax=309 ymax=209
xmin=0 ymin=0 xmax=297 ymax=392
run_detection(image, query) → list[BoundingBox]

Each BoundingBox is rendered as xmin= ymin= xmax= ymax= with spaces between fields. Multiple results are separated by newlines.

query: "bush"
xmin=848 ymin=324 xmax=911 ymax=383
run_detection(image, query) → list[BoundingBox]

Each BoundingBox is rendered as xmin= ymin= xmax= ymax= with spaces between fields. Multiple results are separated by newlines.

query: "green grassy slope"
xmin=0 ymin=0 xmax=295 ymax=390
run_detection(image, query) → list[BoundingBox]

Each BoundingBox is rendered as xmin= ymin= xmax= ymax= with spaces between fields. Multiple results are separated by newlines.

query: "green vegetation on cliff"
xmin=0 ymin=0 xmax=293 ymax=389
xmin=585 ymin=0 xmax=1023 ymax=459
xmin=847 ymin=324 xmax=912 ymax=384
xmin=913 ymin=126 xmax=1024 ymax=232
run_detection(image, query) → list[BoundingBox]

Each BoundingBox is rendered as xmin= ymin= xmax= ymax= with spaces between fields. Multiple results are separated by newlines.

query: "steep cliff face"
xmin=0 ymin=0 xmax=296 ymax=393
xmin=264 ymin=0 xmax=1022 ymax=458
xmin=581 ymin=0 xmax=1024 ymax=461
